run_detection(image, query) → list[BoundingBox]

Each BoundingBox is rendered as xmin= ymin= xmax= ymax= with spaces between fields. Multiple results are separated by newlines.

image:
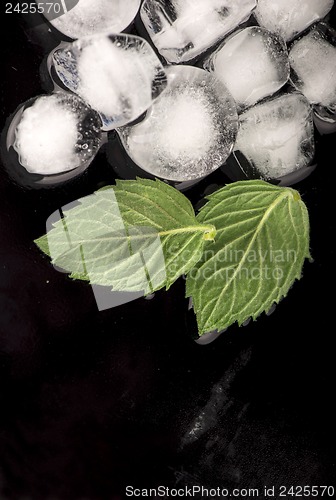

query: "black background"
xmin=0 ymin=6 xmax=335 ymax=500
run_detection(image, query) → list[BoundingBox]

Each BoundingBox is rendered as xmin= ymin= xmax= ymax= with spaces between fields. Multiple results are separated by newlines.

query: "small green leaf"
xmin=35 ymin=178 xmax=215 ymax=293
xmin=186 ymin=180 xmax=310 ymax=335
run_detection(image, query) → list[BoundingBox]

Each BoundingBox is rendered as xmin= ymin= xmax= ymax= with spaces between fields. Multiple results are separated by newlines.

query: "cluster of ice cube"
xmin=4 ymin=0 xmax=336 ymax=184
xmin=133 ymin=0 xmax=335 ymax=182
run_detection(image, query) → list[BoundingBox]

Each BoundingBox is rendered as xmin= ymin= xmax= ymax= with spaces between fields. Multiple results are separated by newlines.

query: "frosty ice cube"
xmin=51 ymin=33 xmax=167 ymax=131
xmin=47 ymin=0 xmax=141 ymax=39
xmin=11 ymin=92 xmax=102 ymax=178
xmin=254 ymin=0 xmax=334 ymax=42
xmin=289 ymin=24 xmax=336 ymax=119
xmin=117 ymin=65 xmax=238 ymax=182
xmin=204 ymin=26 xmax=289 ymax=111
xmin=140 ymin=0 xmax=257 ymax=63
xmin=230 ymin=92 xmax=315 ymax=181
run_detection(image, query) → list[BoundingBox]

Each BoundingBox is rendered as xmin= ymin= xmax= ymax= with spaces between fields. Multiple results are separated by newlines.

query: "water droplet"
xmin=266 ymin=304 xmax=277 ymax=316
xmin=242 ymin=317 xmax=251 ymax=327
xmin=144 ymin=293 xmax=155 ymax=300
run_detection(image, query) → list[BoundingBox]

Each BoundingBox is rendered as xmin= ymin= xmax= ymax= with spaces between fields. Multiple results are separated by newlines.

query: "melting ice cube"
xmin=52 ymin=33 xmax=167 ymax=131
xmin=48 ymin=0 xmax=141 ymax=39
xmin=140 ymin=0 xmax=257 ymax=63
xmin=13 ymin=92 xmax=102 ymax=175
xmin=117 ymin=65 xmax=238 ymax=182
xmin=254 ymin=0 xmax=334 ymax=42
xmin=232 ymin=92 xmax=315 ymax=180
xmin=289 ymin=24 xmax=336 ymax=114
xmin=204 ymin=26 xmax=289 ymax=111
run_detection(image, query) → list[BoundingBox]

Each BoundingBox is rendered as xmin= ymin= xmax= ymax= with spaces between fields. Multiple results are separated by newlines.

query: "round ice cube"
xmin=47 ymin=0 xmax=141 ymax=40
xmin=204 ymin=26 xmax=290 ymax=111
xmin=117 ymin=66 xmax=238 ymax=182
xmin=11 ymin=92 xmax=102 ymax=177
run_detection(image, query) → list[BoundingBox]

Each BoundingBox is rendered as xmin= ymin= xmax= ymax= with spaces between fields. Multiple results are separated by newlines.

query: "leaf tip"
xmin=34 ymin=235 xmax=50 ymax=256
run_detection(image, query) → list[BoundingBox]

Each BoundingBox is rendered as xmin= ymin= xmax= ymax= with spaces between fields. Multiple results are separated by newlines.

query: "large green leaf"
xmin=35 ymin=178 xmax=215 ymax=293
xmin=186 ymin=181 xmax=310 ymax=335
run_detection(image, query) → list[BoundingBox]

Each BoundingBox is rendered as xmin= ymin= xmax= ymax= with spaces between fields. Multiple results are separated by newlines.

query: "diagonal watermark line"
xmin=60 ymin=0 xmax=68 ymax=13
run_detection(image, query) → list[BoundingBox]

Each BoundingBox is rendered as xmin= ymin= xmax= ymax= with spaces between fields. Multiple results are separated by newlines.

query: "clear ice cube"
xmin=254 ymin=0 xmax=334 ymax=42
xmin=289 ymin=24 xmax=336 ymax=115
xmin=48 ymin=0 xmax=141 ymax=39
xmin=117 ymin=65 xmax=238 ymax=182
xmin=52 ymin=33 xmax=168 ymax=131
xmin=13 ymin=92 xmax=103 ymax=175
xmin=140 ymin=0 xmax=257 ymax=63
xmin=204 ymin=26 xmax=289 ymax=111
xmin=232 ymin=92 xmax=315 ymax=180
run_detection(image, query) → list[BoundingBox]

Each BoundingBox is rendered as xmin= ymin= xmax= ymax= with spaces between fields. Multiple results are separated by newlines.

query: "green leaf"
xmin=186 ymin=180 xmax=310 ymax=335
xmin=35 ymin=178 xmax=216 ymax=293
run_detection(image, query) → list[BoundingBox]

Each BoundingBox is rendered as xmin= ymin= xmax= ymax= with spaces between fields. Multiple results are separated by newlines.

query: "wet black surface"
xmin=1 ymin=9 xmax=336 ymax=500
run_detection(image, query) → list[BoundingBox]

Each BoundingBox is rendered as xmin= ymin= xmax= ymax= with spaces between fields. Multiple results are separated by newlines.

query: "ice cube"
xmin=204 ymin=26 xmax=289 ymax=111
xmin=52 ymin=33 xmax=167 ymax=130
xmin=140 ymin=0 xmax=257 ymax=63
xmin=254 ymin=0 xmax=334 ymax=42
xmin=117 ymin=65 xmax=238 ymax=182
xmin=289 ymin=24 xmax=336 ymax=113
xmin=232 ymin=92 xmax=315 ymax=179
xmin=13 ymin=92 xmax=102 ymax=175
xmin=48 ymin=0 xmax=141 ymax=39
